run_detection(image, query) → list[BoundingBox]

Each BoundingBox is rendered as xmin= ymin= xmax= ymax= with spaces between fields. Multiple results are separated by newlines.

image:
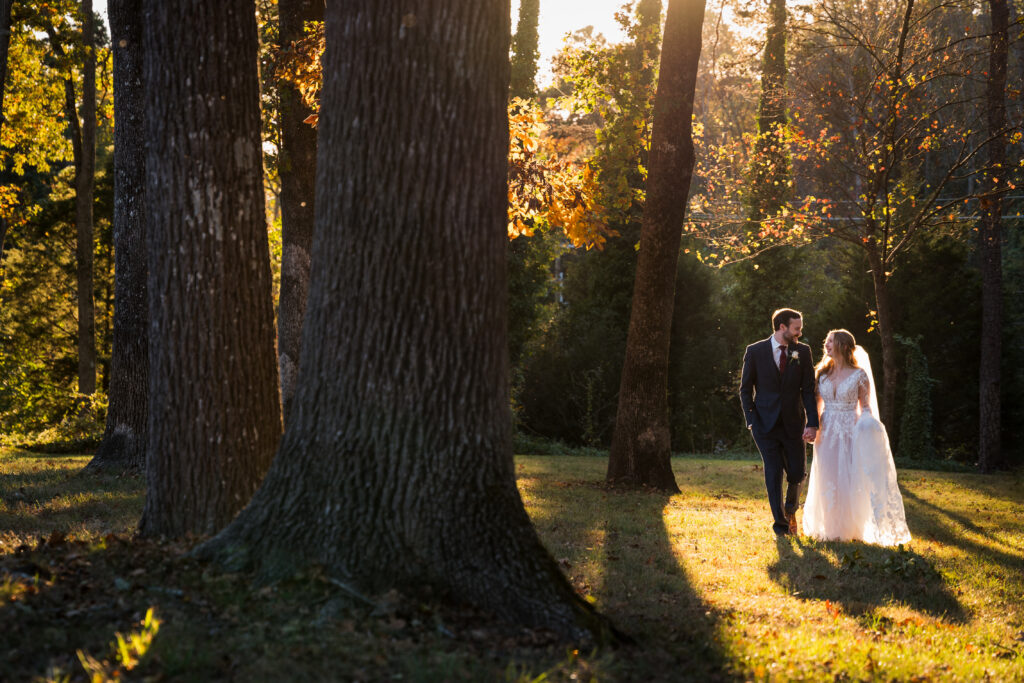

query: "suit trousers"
xmin=751 ymin=419 xmax=807 ymax=534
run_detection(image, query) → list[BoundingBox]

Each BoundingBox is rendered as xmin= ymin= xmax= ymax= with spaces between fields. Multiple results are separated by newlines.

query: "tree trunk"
xmin=276 ymin=0 xmax=321 ymax=427
xmin=138 ymin=0 xmax=282 ymax=538
xmin=0 ymin=0 xmax=12 ymax=298
xmin=85 ymin=0 xmax=147 ymax=473
xmin=606 ymin=0 xmax=706 ymax=492
xmin=47 ymin=6 xmax=97 ymax=396
xmin=197 ymin=0 xmax=612 ymax=643
xmin=756 ymin=0 xmax=786 ymax=134
xmin=979 ymin=0 xmax=1007 ymax=472
xmin=77 ymin=0 xmax=97 ymax=395
xmin=867 ymin=244 xmax=898 ymax=430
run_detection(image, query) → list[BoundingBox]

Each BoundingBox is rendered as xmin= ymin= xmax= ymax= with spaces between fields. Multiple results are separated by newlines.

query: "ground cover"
xmin=2 ymin=448 xmax=1022 ymax=681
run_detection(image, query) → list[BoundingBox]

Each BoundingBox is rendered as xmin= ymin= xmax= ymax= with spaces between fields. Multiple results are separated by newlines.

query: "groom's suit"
xmin=740 ymin=338 xmax=818 ymax=534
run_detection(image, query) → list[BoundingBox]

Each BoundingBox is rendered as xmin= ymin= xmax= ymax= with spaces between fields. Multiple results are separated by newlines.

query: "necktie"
xmin=779 ymin=345 xmax=788 ymax=374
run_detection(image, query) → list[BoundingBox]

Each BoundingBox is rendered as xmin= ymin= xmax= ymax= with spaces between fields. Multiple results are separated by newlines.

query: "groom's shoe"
xmin=785 ymin=511 xmax=798 ymax=535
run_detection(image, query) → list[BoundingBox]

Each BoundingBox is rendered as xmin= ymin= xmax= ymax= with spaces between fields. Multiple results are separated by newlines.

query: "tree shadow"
xmin=901 ymin=489 xmax=1024 ymax=573
xmin=0 ymin=467 xmax=141 ymax=506
xmin=597 ymin=487 xmax=731 ymax=681
xmin=0 ymin=466 xmax=143 ymax=542
xmin=518 ymin=459 xmax=731 ymax=681
xmin=768 ymin=534 xmax=968 ymax=623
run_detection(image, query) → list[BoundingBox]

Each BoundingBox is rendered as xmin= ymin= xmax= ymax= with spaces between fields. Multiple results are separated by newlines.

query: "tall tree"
xmin=509 ymin=0 xmax=539 ymax=98
xmin=728 ymin=0 xmax=805 ymax=345
xmin=76 ymin=0 xmax=96 ymax=397
xmin=979 ymin=0 xmax=1008 ymax=472
xmin=276 ymin=0 xmax=322 ymax=426
xmin=768 ymin=0 xmax=993 ymax=428
xmin=46 ymin=1 xmax=97 ymax=396
xmin=0 ymin=0 xmax=13 ymax=290
xmin=607 ymin=0 xmax=706 ymax=490
xmin=197 ymin=0 xmax=609 ymax=641
xmin=138 ymin=0 xmax=282 ymax=538
xmin=85 ymin=0 xmax=147 ymax=472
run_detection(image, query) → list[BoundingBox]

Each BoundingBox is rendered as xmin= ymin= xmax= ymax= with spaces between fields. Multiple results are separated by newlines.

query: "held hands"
xmin=802 ymin=427 xmax=818 ymax=443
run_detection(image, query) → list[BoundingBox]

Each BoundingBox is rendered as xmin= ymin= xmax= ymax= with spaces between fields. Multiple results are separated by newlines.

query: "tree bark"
xmin=85 ymin=0 xmax=147 ymax=473
xmin=46 ymin=6 xmax=97 ymax=396
xmin=867 ymin=243 xmax=898 ymax=430
xmin=0 ymin=0 xmax=11 ymax=298
xmin=138 ymin=0 xmax=282 ymax=538
xmin=77 ymin=0 xmax=97 ymax=395
xmin=197 ymin=0 xmax=613 ymax=643
xmin=606 ymin=0 xmax=706 ymax=492
xmin=979 ymin=0 xmax=1007 ymax=472
xmin=276 ymin=0 xmax=321 ymax=427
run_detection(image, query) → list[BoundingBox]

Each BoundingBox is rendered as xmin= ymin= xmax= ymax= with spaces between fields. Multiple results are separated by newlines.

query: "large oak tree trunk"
xmin=138 ymin=0 xmax=282 ymax=538
xmin=76 ymin=0 xmax=97 ymax=395
xmin=979 ymin=0 xmax=1007 ymax=472
xmin=276 ymin=0 xmax=321 ymax=426
xmin=197 ymin=0 xmax=610 ymax=642
xmin=86 ymin=0 xmax=147 ymax=473
xmin=607 ymin=0 xmax=706 ymax=491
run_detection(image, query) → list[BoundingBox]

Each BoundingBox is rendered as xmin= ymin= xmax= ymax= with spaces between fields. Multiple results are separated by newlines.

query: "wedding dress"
xmin=802 ymin=347 xmax=911 ymax=545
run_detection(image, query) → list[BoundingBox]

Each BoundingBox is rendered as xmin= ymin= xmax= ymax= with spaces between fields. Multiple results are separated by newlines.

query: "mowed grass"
xmin=0 ymin=450 xmax=143 ymax=550
xmin=2 ymin=447 xmax=1023 ymax=681
xmin=518 ymin=456 xmax=1024 ymax=681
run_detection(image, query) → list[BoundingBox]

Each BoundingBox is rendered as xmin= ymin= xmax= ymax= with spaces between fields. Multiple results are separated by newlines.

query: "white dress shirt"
xmin=770 ymin=335 xmax=788 ymax=370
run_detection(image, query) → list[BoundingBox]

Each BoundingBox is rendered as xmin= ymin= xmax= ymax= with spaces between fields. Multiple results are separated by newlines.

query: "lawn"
xmin=2 ymin=448 xmax=1022 ymax=681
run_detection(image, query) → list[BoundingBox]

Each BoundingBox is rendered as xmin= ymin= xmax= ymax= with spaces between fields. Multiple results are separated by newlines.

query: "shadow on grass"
xmin=603 ymin=488 xmax=730 ymax=682
xmin=0 ymin=467 xmax=144 ymax=541
xmin=902 ymin=489 xmax=1024 ymax=572
xmin=905 ymin=468 xmax=1024 ymax=506
xmin=0 ymin=467 xmax=142 ymax=504
xmin=524 ymin=465 xmax=731 ymax=681
xmin=2 ymin=448 xmax=93 ymax=459
xmin=769 ymin=534 xmax=968 ymax=623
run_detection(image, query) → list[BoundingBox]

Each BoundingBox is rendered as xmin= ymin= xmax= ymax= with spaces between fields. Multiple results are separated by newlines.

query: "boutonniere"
xmin=789 ymin=350 xmax=799 ymax=364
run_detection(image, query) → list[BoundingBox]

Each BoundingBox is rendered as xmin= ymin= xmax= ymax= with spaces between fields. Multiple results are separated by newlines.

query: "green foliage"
xmin=513 ymin=2 xmax=663 ymax=446
xmin=895 ymin=334 xmax=936 ymax=462
xmin=1001 ymin=218 xmax=1024 ymax=467
xmin=509 ymin=0 xmax=540 ymax=99
xmin=507 ymin=225 xmax=566 ymax=427
xmin=517 ymin=235 xmax=636 ymax=445
xmin=887 ymin=232 xmax=981 ymax=461
xmin=0 ymin=5 xmax=115 ymax=442
xmin=553 ymin=0 xmax=661 ymax=230
xmin=0 ymin=142 xmax=114 ymax=443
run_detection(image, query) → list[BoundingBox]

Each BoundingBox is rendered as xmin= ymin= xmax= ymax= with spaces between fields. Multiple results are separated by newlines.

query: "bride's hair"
xmin=815 ymin=329 xmax=859 ymax=380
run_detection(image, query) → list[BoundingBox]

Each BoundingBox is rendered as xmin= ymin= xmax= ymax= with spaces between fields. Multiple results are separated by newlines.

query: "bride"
xmin=802 ymin=329 xmax=911 ymax=545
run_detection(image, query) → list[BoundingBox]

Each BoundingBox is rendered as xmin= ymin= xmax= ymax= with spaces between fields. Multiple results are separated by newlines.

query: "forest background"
xmin=1 ymin=0 xmax=1022 ymax=471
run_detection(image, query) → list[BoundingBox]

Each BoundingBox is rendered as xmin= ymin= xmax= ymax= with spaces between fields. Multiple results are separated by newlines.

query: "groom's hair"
xmin=772 ymin=308 xmax=802 ymax=331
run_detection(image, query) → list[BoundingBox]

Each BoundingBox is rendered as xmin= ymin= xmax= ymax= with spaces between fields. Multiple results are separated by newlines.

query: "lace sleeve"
xmin=857 ymin=369 xmax=871 ymax=415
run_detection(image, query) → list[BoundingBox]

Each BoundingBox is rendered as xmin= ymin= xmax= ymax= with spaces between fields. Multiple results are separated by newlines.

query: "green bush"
xmin=896 ymin=334 xmax=936 ymax=461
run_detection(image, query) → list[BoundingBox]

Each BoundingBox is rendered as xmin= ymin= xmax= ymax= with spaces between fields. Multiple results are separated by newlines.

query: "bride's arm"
xmin=856 ymin=369 xmax=871 ymax=418
xmin=814 ymin=392 xmax=824 ymax=443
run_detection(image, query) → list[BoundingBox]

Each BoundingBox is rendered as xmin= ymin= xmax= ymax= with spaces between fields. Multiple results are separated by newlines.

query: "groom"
xmin=740 ymin=308 xmax=818 ymax=536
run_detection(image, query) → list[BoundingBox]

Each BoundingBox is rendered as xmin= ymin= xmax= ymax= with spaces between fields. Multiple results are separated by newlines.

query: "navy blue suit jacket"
xmin=739 ymin=338 xmax=819 ymax=438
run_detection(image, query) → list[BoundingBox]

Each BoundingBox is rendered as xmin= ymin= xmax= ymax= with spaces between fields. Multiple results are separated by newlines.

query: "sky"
xmin=514 ymin=0 xmax=627 ymax=85
xmin=93 ymin=0 xmax=626 ymax=87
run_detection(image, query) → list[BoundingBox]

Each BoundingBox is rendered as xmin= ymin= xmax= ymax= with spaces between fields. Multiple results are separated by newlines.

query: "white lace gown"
xmin=803 ymin=368 xmax=912 ymax=545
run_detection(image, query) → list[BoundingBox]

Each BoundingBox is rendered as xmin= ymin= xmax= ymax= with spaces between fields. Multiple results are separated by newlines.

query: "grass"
xmin=2 ymin=447 xmax=1023 ymax=681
